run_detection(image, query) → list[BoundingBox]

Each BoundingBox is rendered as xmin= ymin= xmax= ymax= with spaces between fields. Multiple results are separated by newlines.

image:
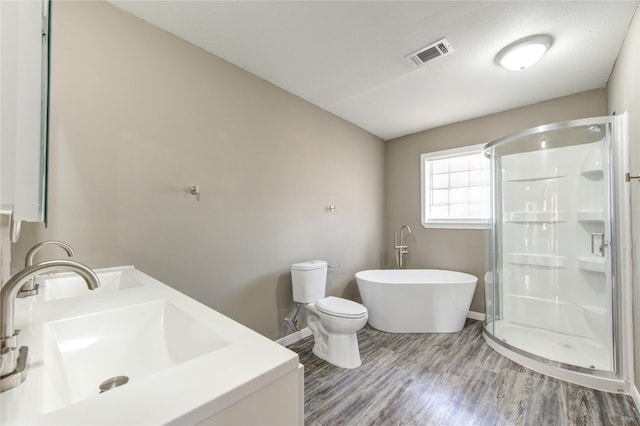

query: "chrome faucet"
xmin=18 ymin=241 xmax=75 ymax=298
xmin=1 ymin=259 xmax=100 ymax=392
xmin=394 ymin=225 xmax=412 ymax=269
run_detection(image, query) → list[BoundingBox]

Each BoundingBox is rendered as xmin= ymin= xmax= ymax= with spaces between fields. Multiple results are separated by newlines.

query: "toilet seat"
xmin=315 ymin=296 xmax=368 ymax=319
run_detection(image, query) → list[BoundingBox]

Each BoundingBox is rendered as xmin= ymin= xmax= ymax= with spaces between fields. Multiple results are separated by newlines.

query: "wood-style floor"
xmin=287 ymin=320 xmax=640 ymax=426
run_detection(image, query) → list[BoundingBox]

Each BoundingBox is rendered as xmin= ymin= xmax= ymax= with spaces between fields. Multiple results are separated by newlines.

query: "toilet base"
xmin=311 ymin=333 xmax=362 ymax=369
xmin=307 ymin=313 xmax=364 ymax=369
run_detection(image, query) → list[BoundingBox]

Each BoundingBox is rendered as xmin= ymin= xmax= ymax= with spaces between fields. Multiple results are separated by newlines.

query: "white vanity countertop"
xmin=1 ymin=266 xmax=299 ymax=425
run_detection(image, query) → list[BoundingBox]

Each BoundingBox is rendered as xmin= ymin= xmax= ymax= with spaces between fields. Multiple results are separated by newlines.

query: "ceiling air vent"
xmin=406 ymin=38 xmax=454 ymax=67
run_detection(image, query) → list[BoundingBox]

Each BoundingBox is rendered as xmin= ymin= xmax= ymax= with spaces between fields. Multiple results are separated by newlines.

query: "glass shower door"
xmin=485 ymin=120 xmax=615 ymax=373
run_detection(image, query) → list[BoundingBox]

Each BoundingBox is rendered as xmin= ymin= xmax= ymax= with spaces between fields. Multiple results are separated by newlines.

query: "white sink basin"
xmin=40 ymin=270 xmax=143 ymax=301
xmin=41 ymin=300 xmax=230 ymax=413
xmin=4 ymin=266 xmax=300 ymax=425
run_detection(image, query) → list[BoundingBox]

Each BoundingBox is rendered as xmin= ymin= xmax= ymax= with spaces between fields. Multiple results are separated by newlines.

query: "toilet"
xmin=291 ymin=260 xmax=368 ymax=369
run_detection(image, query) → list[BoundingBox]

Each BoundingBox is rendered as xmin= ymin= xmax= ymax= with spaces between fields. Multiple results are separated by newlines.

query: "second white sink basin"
xmin=41 ymin=270 xmax=143 ymax=301
xmin=41 ymin=299 xmax=230 ymax=414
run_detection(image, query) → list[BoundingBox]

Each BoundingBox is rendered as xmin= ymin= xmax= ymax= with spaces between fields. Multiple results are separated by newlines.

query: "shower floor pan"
xmin=488 ymin=320 xmax=612 ymax=372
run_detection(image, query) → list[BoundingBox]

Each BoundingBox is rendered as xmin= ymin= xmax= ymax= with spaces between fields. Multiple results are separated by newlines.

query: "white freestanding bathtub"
xmin=355 ymin=269 xmax=478 ymax=333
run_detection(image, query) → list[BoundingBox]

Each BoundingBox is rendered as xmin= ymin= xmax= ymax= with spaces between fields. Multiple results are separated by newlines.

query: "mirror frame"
xmin=0 ymin=0 xmax=50 ymax=237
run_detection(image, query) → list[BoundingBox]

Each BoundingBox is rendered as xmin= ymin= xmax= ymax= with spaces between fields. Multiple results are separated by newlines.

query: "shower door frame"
xmin=482 ymin=114 xmax=632 ymax=393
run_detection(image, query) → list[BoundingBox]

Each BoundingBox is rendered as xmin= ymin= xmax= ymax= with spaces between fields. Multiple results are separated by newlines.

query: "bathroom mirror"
xmin=1 ymin=0 xmax=50 ymax=232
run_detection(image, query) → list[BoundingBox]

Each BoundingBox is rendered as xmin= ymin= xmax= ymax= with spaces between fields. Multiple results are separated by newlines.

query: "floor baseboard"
xmin=277 ymin=313 xmax=485 ymax=346
xmin=276 ymin=327 xmax=312 ymax=346
xmin=467 ymin=310 xmax=486 ymax=321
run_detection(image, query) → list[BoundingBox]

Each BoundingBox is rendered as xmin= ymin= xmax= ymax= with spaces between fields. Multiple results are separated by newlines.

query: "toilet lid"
xmin=316 ymin=296 xmax=368 ymax=318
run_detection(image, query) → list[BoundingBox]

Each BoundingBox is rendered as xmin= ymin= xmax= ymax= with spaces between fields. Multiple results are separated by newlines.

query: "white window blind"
xmin=421 ymin=144 xmax=490 ymax=229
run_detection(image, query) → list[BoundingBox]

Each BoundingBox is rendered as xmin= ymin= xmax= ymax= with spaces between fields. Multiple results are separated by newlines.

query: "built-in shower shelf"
xmin=505 ymin=211 xmax=568 ymax=223
xmin=580 ymin=146 xmax=604 ymax=178
xmin=578 ymin=257 xmax=608 ymax=274
xmin=577 ymin=209 xmax=605 ymax=223
xmin=505 ymin=253 xmax=567 ymax=268
xmin=580 ymin=169 xmax=604 ymax=180
xmin=504 ymin=174 xmax=567 ymax=183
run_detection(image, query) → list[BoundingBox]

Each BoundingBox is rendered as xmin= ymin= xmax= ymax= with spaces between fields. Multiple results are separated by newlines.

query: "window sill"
xmin=421 ymin=221 xmax=490 ymax=230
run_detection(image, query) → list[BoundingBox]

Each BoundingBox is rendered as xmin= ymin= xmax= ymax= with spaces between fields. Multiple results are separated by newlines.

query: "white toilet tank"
xmin=291 ymin=260 xmax=327 ymax=303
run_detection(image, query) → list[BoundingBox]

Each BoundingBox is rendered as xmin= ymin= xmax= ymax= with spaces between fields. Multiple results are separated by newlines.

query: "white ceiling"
xmin=109 ymin=1 xmax=638 ymax=141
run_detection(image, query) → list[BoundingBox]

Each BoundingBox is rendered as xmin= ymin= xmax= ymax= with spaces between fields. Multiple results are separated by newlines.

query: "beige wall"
xmin=14 ymin=1 xmax=385 ymax=339
xmin=607 ymin=4 xmax=640 ymax=396
xmin=385 ymin=89 xmax=607 ymax=313
xmin=10 ymin=1 xmax=635 ymax=366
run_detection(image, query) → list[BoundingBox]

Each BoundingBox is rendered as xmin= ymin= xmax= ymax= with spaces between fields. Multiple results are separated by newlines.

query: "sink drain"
xmin=99 ymin=376 xmax=129 ymax=393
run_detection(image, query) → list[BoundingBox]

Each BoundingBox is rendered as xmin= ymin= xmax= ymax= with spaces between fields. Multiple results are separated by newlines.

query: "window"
xmin=421 ymin=144 xmax=490 ymax=229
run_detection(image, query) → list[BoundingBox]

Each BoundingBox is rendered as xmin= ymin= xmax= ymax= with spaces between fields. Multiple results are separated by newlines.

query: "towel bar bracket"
xmin=625 ymin=172 xmax=639 ymax=182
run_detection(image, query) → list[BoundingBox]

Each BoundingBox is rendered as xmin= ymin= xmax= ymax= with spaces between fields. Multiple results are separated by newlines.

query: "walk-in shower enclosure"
xmin=483 ymin=115 xmax=632 ymax=392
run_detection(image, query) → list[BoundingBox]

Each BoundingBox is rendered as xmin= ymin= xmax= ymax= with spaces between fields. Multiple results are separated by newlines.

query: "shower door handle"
xmin=591 ymin=233 xmax=605 ymax=257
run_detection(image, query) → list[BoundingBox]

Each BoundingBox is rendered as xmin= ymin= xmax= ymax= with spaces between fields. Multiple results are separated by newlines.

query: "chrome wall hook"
xmin=188 ymin=185 xmax=200 ymax=201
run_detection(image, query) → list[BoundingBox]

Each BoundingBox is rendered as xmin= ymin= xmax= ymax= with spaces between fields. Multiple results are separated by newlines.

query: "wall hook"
xmin=188 ymin=185 xmax=200 ymax=201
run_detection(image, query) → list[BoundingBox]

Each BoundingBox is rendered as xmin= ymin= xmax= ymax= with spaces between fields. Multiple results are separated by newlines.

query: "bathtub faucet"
xmin=394 ymin=225 xmax=411 ymax=269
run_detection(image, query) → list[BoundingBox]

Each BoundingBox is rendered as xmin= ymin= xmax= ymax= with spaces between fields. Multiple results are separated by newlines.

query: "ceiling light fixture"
xmin=496 ymin=35 xmax=552 ymax=71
